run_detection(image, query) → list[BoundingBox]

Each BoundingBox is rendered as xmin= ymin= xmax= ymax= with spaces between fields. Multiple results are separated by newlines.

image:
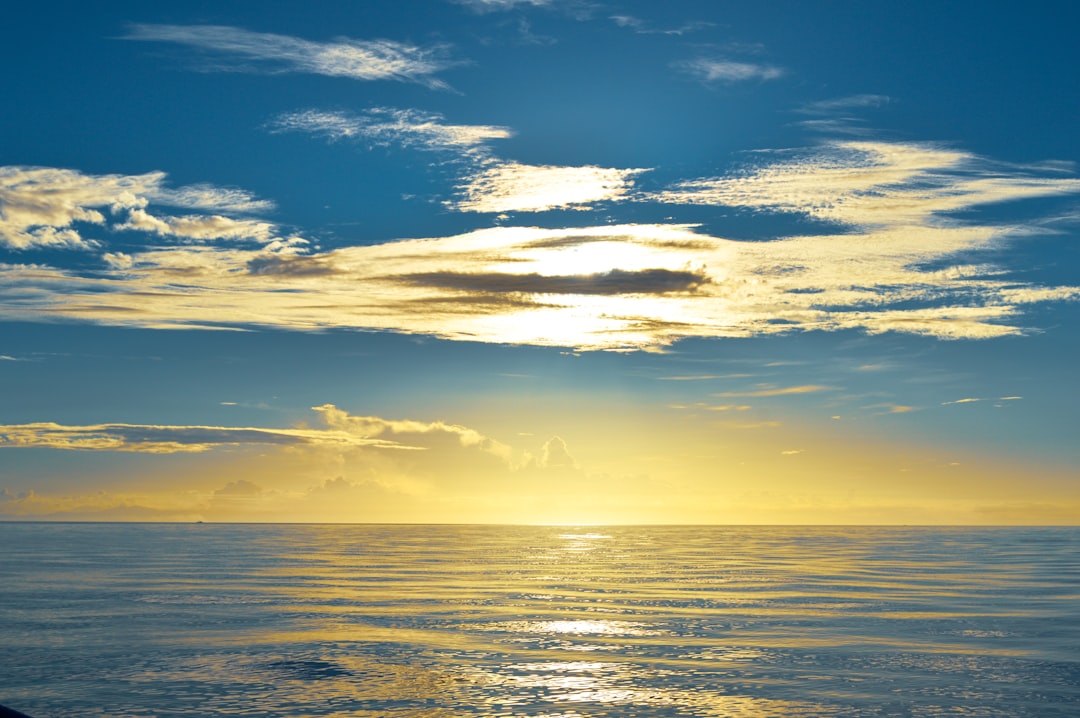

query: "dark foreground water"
xmin=1 ymin=524 xmax=1079 ymax=717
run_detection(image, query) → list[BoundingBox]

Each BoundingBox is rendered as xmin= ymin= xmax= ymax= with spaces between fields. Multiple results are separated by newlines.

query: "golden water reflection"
xmin=483 ymin=619 xmax=663 ymax=636
xmin=6 ymin=523 xmax=1079 ymax=717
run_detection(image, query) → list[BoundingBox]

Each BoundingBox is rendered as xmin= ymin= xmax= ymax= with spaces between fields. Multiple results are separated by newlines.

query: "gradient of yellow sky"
xmin=4 ymin=400 xmax=1075 ymax=525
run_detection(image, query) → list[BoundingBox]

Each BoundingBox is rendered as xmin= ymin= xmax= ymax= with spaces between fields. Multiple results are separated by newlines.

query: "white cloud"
xmin=451 ymin=0 xmax=553 ymax=12
xmin=793 ymin=95 xmax=892 ymax=135
xmin=797 ymin=94 xmax=891 ymax=115
xmin=610 ymin=15 xmax=713 ymax=35
xmin=311 ymin=403 xmax=514 ymax=463
xmin=125 ymin=24 xmax=456 ymax=90
xmin=655 ymin=141 xmax=1080 ymax=230
xmin=451 ymin=161 xmax=647 ymax=212
xmin=116 ymin=209 xmax=278 ymax=243
xmin=0 ymin=166 xmax=283 ymax=250
xmin=676 ymin=58 xmax=784 ymax=83
xmin=2 ymin=215 xmax=1078 ymax=348
xmin=1 ymin=166 xmax=158 ymax=250
xmin=269 ymin=108 xmax=512 ymax=157
xmin=539 ymin=435 xmax=575 ymax=468
xmin=154 ymin=184 xmax=274 ymax=214
xmin=5 ymin=141 xmax=1080 ymax=350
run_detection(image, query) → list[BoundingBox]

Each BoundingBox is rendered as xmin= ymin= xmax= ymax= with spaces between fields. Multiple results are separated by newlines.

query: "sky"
xmin=2 ymin=0 xmax=1079 ymax=524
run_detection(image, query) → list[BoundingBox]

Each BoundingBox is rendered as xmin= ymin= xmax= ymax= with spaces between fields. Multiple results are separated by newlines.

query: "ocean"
xmin=1 ymin=523 xmax=1078 ymax=717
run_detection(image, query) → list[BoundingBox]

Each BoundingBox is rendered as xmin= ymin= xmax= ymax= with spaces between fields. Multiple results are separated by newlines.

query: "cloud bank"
xmin=3 ymin=140 xmax=1079 ymax=349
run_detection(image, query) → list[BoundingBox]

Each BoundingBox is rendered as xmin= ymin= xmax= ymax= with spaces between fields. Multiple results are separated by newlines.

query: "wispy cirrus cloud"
xmin=794 ymin=94 xmax=892 ymax=135
xmin=675 ymin=58 xmax=784 ymax=84
xmin=124 ymin=24 xmax=457 ymax=90
xmin=715 ymin=385 xmax=832 ymax=398
xmin=797 ymin=94 xmax=892 ymax=115
xmin=268 ymin=108 xmax=512 ymax=157
xmin=942 ymin=396 xmax=1022 ymax=406
xmin=0 ymin=166 xmax=285 ymax=251
xmin=610 ymin=15 xmax=713 ymax=35
xmin=269 ymin=110 xmax=642 ymax=212
xmin=450 ymin=0 xmax=554 ymax=12
xmin=654 ymin=141 xmax=1080 ymax=229
xmin=450 ymin=161 xmax=648 ymax=212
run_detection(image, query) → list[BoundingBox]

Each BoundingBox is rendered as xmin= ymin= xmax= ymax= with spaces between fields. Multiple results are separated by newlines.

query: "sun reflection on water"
xmin=5 ymin=524 xmax=1079 ymax=717
xmin=483 ymin=619 xmax=663 ymax=637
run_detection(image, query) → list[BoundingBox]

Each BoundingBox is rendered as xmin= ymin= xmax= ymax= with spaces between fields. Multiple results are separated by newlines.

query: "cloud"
xmin=669 ymin=403 xmax=751 ymax=412
xmin=405 ymin=267 xmax=708 ymax=295
xmin=715 ymin=385 xmax=832 ymax=398
xmin=451 ymin=0 xmax=554 ymax=12
xmin=0 ymin=405 xmax=529 ymax=488
xmin=0 ymin=405 xmax=557 ymax=520
xmin=0 ymin=488 xmax=199 ymax=522
xmin=451 ymin=162 xmax=647 ymax=212
xmin=311 ymin=403 xmax=512 ymax=457
xmin=268 ymin=108 xmax=512 ymax=157
xmin=117 ymin=209 xmax=278 ymax=243
xmin=539 ymin=436 xmax=575 ymax=468
xmin=0 ymin=166 xmax=284 ymax=251
xmin=719 ymin=421 xmax=782 ymax=430
xmin=124 ymin=24 xmax=456 ymax=90
xmin=654 ymin=140 xmax=1080 ymax=229
xmin=797 ymin=95 xmax=892 ymax=115
xmin=1 ymin=166 xmax=156 ymax=250
xmin=270 ymin=114 xmax=643 ymax=213
xmin=675 ymin=58 xmax=784 ymax=84
xmin=214 ymin=479 xmax=264 ymax=496
xmin=794 ymin=95 xmax=892 ymax=135
xmin=2 ymin=215 xmax=1079 ymax=349
xmin=658 ymin=374 xmax=752 ymax=381
xmin=0 ymin=418 xmax=403 ymax=454
xmin=153 ymin=184 xmax=274 ymax=214
xmin=610 ymin=15 xmax=713 ymax=35
xmin=5 ymin=140 xmax=1080 ymax=350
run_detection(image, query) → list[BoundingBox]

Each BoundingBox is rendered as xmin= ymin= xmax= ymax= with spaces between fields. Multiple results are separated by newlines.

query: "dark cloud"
xmin=405 ymin=268 xmax=709 ymax=295
xmin=247 ymin=255 xmax=341 ymax=277
xmin=111 ymin=426 xmax=310 ymax=446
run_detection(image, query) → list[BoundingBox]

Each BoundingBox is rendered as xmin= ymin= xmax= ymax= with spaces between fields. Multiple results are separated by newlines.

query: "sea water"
xmin=1 ymin=524 xmax=1078 ymax=717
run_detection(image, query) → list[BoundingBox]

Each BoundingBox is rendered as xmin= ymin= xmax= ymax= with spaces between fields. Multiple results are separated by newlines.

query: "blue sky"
xmin=2 ymin=1 xmax=1079 ymax=523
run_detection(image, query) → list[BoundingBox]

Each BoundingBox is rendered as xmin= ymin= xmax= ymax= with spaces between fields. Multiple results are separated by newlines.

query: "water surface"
xmin=2 ymin=524 xmax=1078 ymax=716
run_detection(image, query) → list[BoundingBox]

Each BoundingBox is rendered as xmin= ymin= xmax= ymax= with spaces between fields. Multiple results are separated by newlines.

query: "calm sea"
xmin=1 ymin=524 xmax=1078 ymax=717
